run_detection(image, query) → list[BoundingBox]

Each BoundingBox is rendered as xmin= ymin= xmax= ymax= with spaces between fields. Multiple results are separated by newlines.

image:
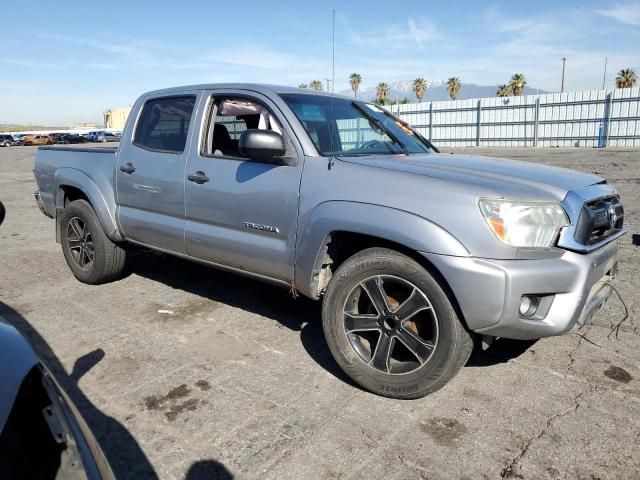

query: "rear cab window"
xmin=134 ymin=96 xmax=196 ymax=154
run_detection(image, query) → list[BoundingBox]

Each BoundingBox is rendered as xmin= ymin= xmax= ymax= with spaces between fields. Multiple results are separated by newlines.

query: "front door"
xmin=116 ymin=93 xmax=200 ymax=253
xmin=184 ymin=90 xmax=304 ymax=282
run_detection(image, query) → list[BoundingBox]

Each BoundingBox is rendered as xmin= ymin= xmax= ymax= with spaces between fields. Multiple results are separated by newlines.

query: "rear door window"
xmin=134 ymin=96 xmax=196 ymax=153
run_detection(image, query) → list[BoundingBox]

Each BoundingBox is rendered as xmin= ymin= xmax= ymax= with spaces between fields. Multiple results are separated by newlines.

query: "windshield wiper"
xmin=351 ymin=102 xmax=407 ymax=154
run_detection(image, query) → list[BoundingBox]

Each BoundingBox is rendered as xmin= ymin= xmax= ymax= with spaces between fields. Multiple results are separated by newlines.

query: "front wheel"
xmin=322 ymin=247 xmax=473 ymax=399
xmin=60 ymin=200 xmax=126 ymax=284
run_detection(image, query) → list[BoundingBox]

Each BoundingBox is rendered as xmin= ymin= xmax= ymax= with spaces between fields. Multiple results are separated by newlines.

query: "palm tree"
xmin=447 ymin=77 xmax=461 ymax=100
xmin=412 ymin=78 xmax=428 ymax=102
xmin=309 ymin=80 xmax=323 ymax=91
xmin=615 ymin=68 xmax=637 ymax=88
xmin=496 ymin=84 xmax=512 ymax=97
xmin=508 ymin=73 xmax=527 ymax=96
xmin=376 ymin=82 xmax=390 ymax=105
xmin=349 ymin=73 xmax=362 ymax=97
xmin=298 ymin=83 xmax=308 ymax=89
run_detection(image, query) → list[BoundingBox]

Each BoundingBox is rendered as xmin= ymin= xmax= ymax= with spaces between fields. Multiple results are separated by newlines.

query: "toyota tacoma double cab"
xmin=33 ymin=84 xmax=626 ymax=399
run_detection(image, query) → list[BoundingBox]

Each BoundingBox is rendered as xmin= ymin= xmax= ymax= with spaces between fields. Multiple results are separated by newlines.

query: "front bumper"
xmin=422 ymin=239 xmax=620 ymax=340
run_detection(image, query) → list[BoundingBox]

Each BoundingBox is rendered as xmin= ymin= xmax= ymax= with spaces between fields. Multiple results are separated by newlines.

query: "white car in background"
xmin=85 ymin=131 xmax=121 ymax=143
xmin=0 ymin=135 xmax=14 ymax=147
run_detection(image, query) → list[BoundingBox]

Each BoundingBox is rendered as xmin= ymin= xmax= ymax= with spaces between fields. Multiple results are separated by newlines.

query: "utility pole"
xmin=602 ymin=57 xmax=608 ymax=90
xmin=560 ymin=57 xmax=566 ymax=93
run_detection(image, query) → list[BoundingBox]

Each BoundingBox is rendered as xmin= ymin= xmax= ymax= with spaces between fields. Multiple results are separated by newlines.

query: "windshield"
xmin=280 ymin=93 xmax=436 ymax=156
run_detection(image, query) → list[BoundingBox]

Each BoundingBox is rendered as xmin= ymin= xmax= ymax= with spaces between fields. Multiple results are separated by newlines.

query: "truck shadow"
xmin=466 ymin=338 xmax=537 ymax=367
xmin=126 ymin=249 xmax=362 ymax=390
xmin=126 ymin=249 xmax=531 ymax=377
xmin=0 ymin=302 xmax=160 ymax=480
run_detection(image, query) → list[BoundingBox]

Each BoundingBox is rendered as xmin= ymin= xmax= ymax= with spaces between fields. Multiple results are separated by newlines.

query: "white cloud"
xmin=343 ymin=15 xmax=442 ymax=50
xmin=0 ymin=58 xmax=66 ymax=70
xmin=596 ymin=3 xmax=640 ymax=26
xmin=38 ymin=32 xmax=154 ymax=60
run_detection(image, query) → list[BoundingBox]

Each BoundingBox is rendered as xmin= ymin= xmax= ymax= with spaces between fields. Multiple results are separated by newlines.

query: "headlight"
xmin=478 ymin=199 xmax=569 ymax=248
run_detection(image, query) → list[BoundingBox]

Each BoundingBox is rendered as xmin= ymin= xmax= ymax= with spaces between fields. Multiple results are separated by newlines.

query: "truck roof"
xmin=142 ymin=83 xmax=354 ymax=101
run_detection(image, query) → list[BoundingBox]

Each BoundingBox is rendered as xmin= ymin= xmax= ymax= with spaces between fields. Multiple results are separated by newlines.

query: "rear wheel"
xmin=60 ymin=200 xmax=126 ymax=284
xmin=322 ymin=247 xmax=473 ymax=399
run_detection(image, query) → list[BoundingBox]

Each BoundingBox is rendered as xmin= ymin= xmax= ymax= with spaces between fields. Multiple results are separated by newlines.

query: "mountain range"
xmin=338 ymin=80 xmax=547 ymax=102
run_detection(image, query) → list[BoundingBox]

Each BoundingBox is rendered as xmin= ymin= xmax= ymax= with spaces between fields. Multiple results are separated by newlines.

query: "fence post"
xmin=476 ymin=100 xmax=482 ymax=146
xmin=602 ymin=92 xmax=613 ymax=147
xmin=533 ymin=98 xmax=540 ymax=147
xmin=428 ymin=102 xmax=433 ymax=142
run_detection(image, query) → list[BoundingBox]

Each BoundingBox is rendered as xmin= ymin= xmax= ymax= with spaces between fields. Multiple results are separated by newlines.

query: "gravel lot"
xmin=0 ymin=145 xmax=639 ymax=480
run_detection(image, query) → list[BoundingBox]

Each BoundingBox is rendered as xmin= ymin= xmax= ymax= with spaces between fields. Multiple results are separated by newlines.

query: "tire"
xmin=59 ymin=199 xmax=126 ymax=284
xmin=322 ymin=247 xmax=473 ymax=399
xmin=24 ymin=142 xmax=32 ymax=146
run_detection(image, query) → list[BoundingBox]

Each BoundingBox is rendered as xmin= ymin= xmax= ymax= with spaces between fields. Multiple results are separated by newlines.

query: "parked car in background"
xmin=102 ymin=132 xmax=121 ymax=143
xmin=84 ymin=131 xmax=104 ymax=142
xmin=0 ymin=135 xmax=14 ymax=147
xmin=49 ymin=133 xmax=69 ymax=144
xmin=22 ymin=135 xmax=53 ymax=146
xmin=10 ymin=134 xmax=26 ymax=146
xmin=33 ymin=84 xmax=626 ymax=399
xmin=58 ymin=134 xmax=90 ymax=144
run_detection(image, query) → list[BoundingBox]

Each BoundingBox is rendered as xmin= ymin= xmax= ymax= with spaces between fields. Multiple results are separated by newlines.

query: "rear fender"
xmin=54 ymin=168 xmax=122 ymax=242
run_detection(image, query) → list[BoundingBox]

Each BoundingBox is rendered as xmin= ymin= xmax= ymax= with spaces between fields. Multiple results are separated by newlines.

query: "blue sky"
xmin=1 ymin=0 xmax=639 ymax=124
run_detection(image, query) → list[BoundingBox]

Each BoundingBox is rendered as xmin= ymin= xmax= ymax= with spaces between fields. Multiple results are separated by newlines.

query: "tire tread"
xmin=322 ymin=247 xmax=473 ymax=399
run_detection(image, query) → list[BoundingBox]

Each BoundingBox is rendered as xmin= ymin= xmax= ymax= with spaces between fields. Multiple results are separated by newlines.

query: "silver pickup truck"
xmin=34 ymin=84 xmax=626 ymax=398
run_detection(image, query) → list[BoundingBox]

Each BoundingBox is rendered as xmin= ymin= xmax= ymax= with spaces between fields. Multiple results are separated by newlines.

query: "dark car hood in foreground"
xmin=338 ymin=153 xmax=604 ymax=198
xmin=0 ymin=321 xmax=38 ymax=431
xmin=0 ymin=319 xmax=115 ymax=479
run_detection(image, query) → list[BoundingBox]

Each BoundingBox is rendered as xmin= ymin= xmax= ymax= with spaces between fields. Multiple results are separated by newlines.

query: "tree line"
xmin=297 ymin=68 xmax=637 ymax=103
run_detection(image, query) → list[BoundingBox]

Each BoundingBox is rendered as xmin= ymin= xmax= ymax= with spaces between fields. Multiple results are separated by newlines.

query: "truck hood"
xmin=337 ymin=153 xmax=604 ymax=199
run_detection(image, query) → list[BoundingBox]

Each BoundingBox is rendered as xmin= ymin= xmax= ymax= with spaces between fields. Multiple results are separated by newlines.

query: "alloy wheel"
xmin=342 ymin=275 xmax=438 ymax=375
xmin=66 ymin=217 xmax=95 ymax=270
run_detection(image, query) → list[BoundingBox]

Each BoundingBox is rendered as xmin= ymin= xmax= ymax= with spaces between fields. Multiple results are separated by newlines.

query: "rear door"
xmin=184 ymin=90 xmax=304 ymax=282
xmin=116 ymin=92 xmax=200 ymax=253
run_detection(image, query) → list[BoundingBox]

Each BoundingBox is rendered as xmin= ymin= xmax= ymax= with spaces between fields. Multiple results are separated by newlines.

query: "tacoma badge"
xmin=243 ymin=222 xmax=279 ymax=234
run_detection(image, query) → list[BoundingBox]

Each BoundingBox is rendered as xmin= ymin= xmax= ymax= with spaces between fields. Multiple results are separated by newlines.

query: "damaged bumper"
xmin=422 ymin=239 xmax=620 ymax=340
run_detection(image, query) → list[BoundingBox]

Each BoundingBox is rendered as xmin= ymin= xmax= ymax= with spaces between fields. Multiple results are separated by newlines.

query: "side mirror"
xmin=239 ymin=129 xmax=286 ymax=163
xmin=0 ymin=201 xmax=5 ymax=226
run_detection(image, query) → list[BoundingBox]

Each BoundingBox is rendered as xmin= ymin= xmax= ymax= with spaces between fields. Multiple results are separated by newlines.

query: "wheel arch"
xmin=54 ymin=169 xmax=122 ymax=242
xmin=294 ymin=201 xmax=469 ymax=301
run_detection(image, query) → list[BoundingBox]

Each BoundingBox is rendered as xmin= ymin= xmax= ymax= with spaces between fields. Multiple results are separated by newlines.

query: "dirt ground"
xmin=0 ymin=145 xmax=638 ymax=479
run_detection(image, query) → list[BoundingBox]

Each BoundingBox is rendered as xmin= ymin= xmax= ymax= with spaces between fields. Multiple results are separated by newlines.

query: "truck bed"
xmin=34 ymin=145 xmax=119 ymax=222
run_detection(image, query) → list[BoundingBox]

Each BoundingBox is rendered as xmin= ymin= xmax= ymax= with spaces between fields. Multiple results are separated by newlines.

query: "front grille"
xmin=573 ymin=196 xmax=624 ymax=246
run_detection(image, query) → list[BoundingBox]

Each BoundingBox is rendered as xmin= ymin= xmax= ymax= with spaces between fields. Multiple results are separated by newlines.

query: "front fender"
xmin=54 ymin=168 xmax=122 ymax=241
xmin=294 ymin=201 xmax=469 ymax=298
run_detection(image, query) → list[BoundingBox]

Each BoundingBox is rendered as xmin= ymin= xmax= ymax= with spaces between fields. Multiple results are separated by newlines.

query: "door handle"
xmin=187 ymin=171 xmax=210 ymax=184
xmin=119 ymin=163 xmax=136 ymax=174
